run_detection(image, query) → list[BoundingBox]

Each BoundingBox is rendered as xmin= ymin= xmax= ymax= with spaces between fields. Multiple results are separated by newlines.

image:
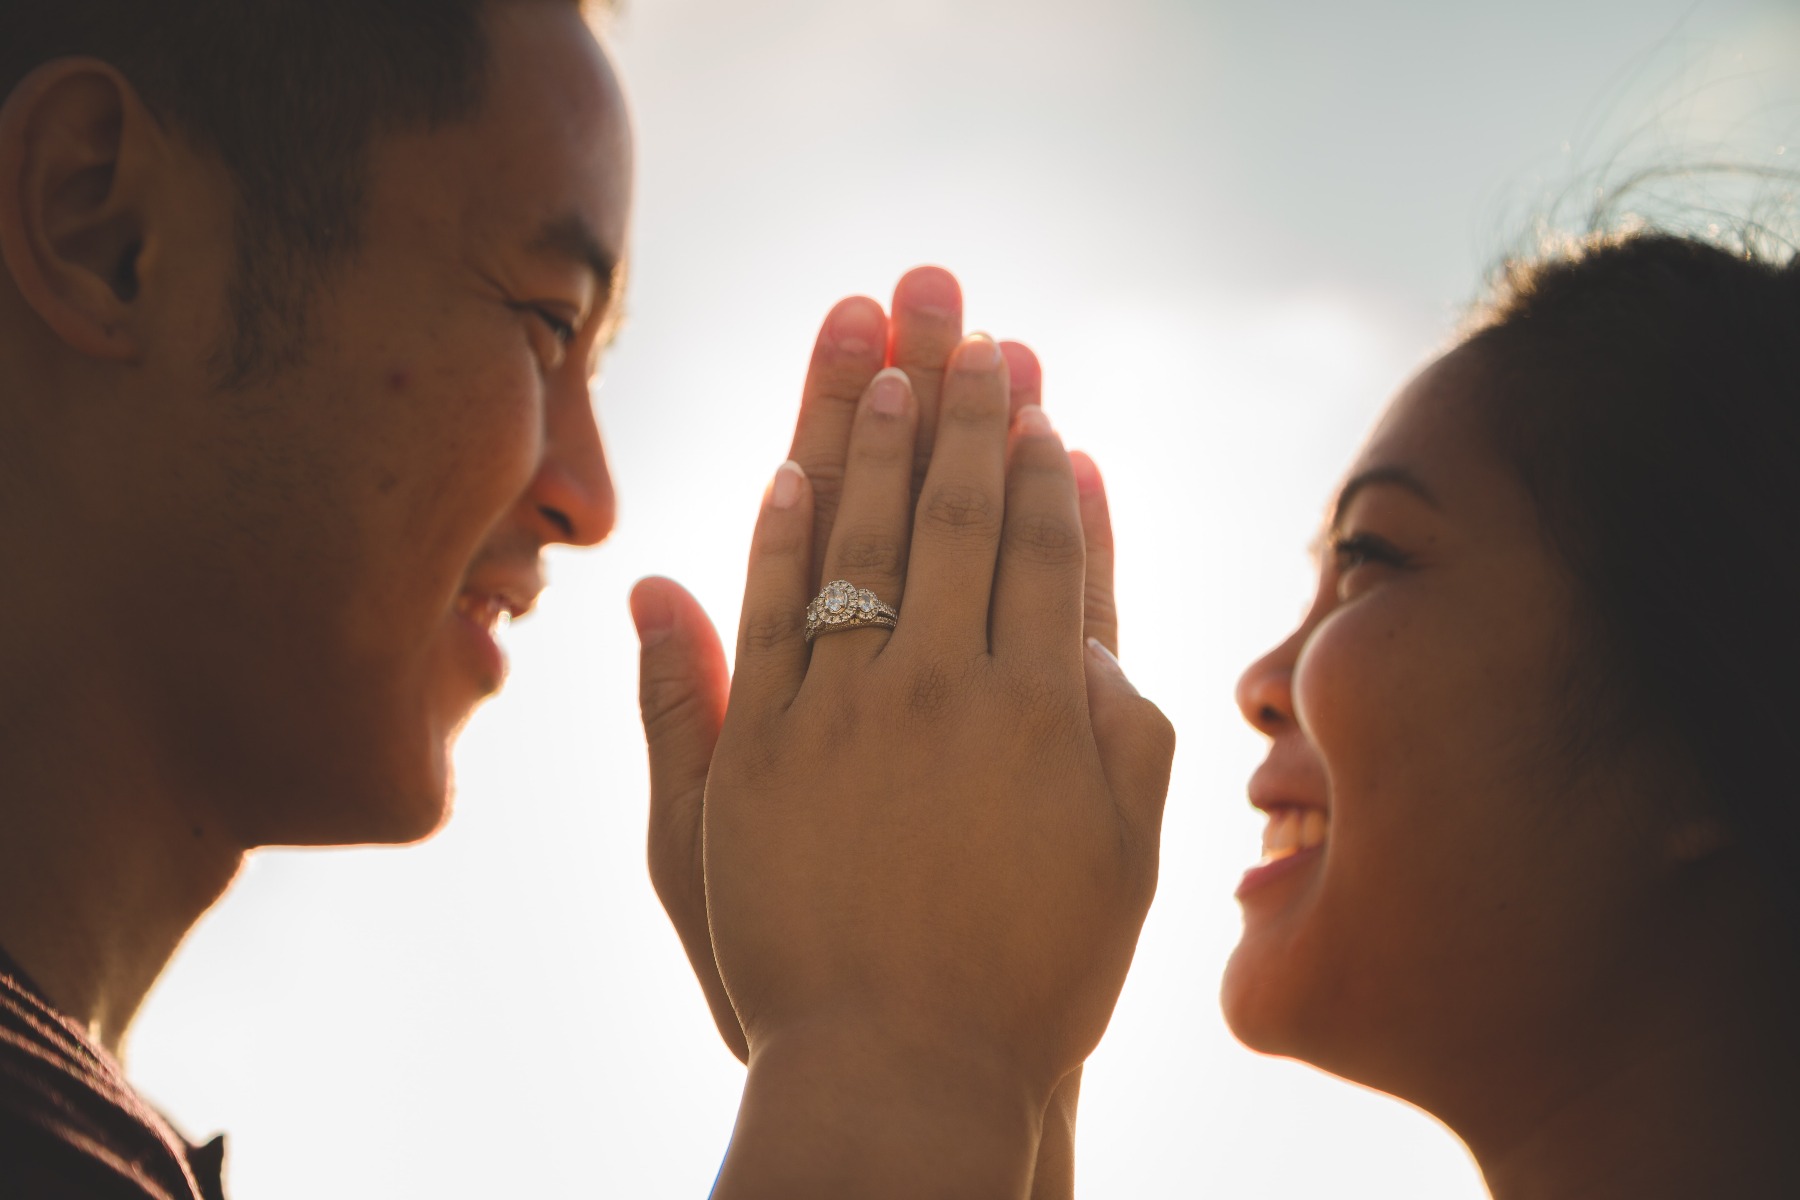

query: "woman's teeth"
xmin=1260 ymin=808 xmax=1328 ymax=862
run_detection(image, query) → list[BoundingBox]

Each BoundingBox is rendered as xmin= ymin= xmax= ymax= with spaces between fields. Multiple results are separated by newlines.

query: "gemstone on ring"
xmin=805 ymin=580 xmax=899 ymax=642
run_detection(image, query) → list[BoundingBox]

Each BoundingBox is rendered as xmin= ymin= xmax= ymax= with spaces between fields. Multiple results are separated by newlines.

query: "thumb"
xmin=632 ymin=576 xmax=748 ymax=1061
xmin=633 ymin=576 xmax=729 ymax=794
xmin=1085 ymin=638 xmax=1176 ymax=836
xmin=633 ymin=575 xmax=729 ymax=893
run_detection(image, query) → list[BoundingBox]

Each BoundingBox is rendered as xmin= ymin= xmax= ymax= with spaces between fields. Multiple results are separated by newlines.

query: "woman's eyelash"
xmin=1330 ymin=532 xmax=1409 ymax=571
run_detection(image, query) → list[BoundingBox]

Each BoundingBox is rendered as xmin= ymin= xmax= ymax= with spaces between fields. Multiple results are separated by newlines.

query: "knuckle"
xmin=1083 ymin=579 xmax=1118 ymax=622
xmin=755 ymin=513 xmax=810 ymax=560
xmin=901 ymin=660 xmax=963 ymax=723
xmin=920 ymin=482 xmax=999 ymax=537
xmin=1002 ymin=667 xmax=1083 ymax=737
xmin=832 ymin=526 xmax=905 ymax=577
xmin=638 ymin=671 xmax=704 ymax=736
xmin=740 ymin=610 xmax=800 ymax=656
xmin=1005 ymin=512 xmax=1083 ymax=567
xmin=1147 ymin=704 xmax=1178 ymax=757
xmin=894 ymin=360 xmax=946 ymax=395
xmin=942 ymin=387 xmax=1005 ymax=428
xmin=848 ymin=424 xmax=910 ymax=466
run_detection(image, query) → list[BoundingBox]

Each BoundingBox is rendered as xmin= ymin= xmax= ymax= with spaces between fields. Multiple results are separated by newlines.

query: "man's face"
xmin=136 ymin=3 xmax=632 ymax=846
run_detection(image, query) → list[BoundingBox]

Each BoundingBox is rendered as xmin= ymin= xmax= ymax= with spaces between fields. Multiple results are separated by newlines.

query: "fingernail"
xmin=1087 ymin=637 xmax=1139 ymax=696
xmin=831 ymin=300 xmax=882 ymax=357
xmin=1015 ymin=405 xmax=1052 ymax=436
xmin=770 ymin=459 xmax=805 ymax=509
xmin=868 ymin=367 xmax=910 ymax=417
xmin=1070 ymin=450 xmax=1102 ymax=498
xmin=1000 ymin=342 xmax=1042 ymax=392
xmin=630 ymin=581 xmax=675 ymax=647
xmin=958 ymin=334 xmax=1001 ymax=371
xmin=896 ymin=266 xmax=960 ymax=317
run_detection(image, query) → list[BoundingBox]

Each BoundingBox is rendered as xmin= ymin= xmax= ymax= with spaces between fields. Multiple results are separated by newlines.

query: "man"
xmin=0 ymin=2 xmax=1173 ymax=1196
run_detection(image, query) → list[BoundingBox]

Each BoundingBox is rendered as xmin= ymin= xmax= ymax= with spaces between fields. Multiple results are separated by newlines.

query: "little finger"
xmin=1070 ymin=451 xmax=1118 ymax=656
xmin=990 ymin=408 xmax=1086 ymax=669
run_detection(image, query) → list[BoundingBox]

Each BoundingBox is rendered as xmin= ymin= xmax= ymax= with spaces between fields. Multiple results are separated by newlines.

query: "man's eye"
xmin=531 ymin=307 xmax=578 ymax=346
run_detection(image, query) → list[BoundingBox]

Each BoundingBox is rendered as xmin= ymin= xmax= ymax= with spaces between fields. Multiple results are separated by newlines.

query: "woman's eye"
xmin=1329 ymin=532 xmax=1408 ymax=588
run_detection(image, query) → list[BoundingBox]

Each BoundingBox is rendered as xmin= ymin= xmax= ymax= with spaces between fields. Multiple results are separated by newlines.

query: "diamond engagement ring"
xmin=805 ymin=579 xmax=899 ymax=642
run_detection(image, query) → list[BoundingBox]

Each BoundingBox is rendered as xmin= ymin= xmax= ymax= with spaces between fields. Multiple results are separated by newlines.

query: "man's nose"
xmin=528 ymin=379 xmax=616 ymax=547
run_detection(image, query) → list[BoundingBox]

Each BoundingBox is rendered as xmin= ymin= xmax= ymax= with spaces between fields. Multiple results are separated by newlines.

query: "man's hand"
xmin=635 ymin=271 xmax=1170 ymax=1198
xmin=636 ymin=267 xmax=980 ymax=1063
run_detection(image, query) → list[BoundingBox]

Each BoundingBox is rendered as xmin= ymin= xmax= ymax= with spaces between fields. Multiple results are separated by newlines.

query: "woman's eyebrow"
xmin=1329 ymin=464 xmax=1442 ymax=530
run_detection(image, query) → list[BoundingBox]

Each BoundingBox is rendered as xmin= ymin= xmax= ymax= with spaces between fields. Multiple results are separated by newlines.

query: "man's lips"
xmin=453 ymin=590 xmax=524 ymax=634
xmin=448 ymin=565 xmax=543 ymax=691
xmin=455 ymin=565 xmax=544 ymax=632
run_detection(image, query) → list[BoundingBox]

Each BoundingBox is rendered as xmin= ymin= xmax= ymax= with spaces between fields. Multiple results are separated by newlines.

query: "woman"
xmin=1227 ymin=232 xmax=1800 ymax=1197
xmin=637 ymin=235 xmax=1800 ymax=1197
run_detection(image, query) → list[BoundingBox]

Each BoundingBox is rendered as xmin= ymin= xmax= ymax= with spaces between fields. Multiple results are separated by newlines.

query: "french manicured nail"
xmin=770 ymin=459 xmax=805 ymax=509
xmin=1087 ymin=637 xmax=1139 ymax=696
xmin=868 ymin=367 xmax=911 ymax=416
xmin=630 ymin=581 xmax=675 ymax=647
xmin=958 ymin=334 xmax=1001 ymax=371
xmin=1015 ymin=405 xmax=1052 ymax=436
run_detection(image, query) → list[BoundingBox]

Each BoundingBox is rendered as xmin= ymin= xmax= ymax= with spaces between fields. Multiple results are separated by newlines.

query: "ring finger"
xmin=806 ymin=367 xmax=918 ymax=670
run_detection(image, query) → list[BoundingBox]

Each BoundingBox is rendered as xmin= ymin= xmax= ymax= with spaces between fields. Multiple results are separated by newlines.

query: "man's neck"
xmin=0 ymin=639 xmax=243 ymax=1056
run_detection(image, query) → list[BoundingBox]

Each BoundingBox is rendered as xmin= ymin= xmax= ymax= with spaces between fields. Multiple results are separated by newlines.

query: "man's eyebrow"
xmin=1329 ymin=464 xmax=1441 ymax=530
xmin=528 ymin=212 xmax=622 ymax=296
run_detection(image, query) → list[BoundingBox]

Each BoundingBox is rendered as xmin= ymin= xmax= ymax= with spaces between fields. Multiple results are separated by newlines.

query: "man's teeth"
xmin=1260 ymin=808 xmax=1328 ymax=863
xmin=456 ymin=594 xmax=512 ymax=632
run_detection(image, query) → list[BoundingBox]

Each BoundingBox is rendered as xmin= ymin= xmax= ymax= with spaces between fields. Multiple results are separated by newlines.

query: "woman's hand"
xmin=636 ymin=270 xmax=1172 ymax=1197
xmin=636 ymin=267 xmax=996 ymax=1064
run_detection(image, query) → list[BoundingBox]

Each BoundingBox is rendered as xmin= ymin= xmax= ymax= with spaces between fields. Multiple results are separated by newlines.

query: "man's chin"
xmin=249 ymin=748 xmax=455 ymax=849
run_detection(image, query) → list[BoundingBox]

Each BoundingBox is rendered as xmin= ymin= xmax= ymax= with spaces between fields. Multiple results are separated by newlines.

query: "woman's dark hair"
xmin=1462 ymin=231 xmax=1800 ymax=930
xmin=0 ymin=0 xmax=598 ymax=383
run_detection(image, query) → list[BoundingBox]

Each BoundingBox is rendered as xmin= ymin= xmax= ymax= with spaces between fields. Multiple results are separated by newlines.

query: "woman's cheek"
xmin=1290 ymin=598 xmax=1415 ymax=755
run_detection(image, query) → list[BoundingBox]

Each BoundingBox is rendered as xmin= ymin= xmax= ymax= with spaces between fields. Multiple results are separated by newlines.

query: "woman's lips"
xmin=1236 ymin=806 xmax=1329 ymax=899
xmin=1236 ymin=842 xmax=1324 ymax=898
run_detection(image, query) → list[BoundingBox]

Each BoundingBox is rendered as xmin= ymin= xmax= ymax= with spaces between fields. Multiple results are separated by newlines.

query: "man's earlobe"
xmin=0 ymin=59 xmax=165 ymax=362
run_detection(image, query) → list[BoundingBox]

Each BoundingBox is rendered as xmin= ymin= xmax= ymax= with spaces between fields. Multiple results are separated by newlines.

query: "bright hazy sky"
xmin=131 ymin=2 xmax=1798 ymax=1196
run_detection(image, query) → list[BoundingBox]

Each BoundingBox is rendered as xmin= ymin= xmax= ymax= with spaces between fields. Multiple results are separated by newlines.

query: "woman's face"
xmin=1223 ymin=343 xmax=1694 ymax=1116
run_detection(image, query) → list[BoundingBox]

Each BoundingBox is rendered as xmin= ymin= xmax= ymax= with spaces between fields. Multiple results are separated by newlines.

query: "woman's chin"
xmin=1219 ymin=930 xmax=1313 ymax=1059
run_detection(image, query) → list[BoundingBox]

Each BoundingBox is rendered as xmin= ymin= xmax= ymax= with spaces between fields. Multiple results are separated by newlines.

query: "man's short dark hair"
xmin=0 ymin=0 xmax=595 ymax=384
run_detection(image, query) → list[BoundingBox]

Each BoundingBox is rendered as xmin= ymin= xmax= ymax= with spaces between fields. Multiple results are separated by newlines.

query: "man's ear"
xmin=0 ymin=58 xmax=169 ymax=362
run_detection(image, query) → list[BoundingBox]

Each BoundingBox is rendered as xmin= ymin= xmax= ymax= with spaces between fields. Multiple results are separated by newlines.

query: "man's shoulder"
xmin=0 ymin=958 xmax=220 ymax=1200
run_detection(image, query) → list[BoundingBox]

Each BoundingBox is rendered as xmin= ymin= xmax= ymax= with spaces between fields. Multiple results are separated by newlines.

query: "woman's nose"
xmin=1235 ymin=635 xmax=1298 ymax=738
